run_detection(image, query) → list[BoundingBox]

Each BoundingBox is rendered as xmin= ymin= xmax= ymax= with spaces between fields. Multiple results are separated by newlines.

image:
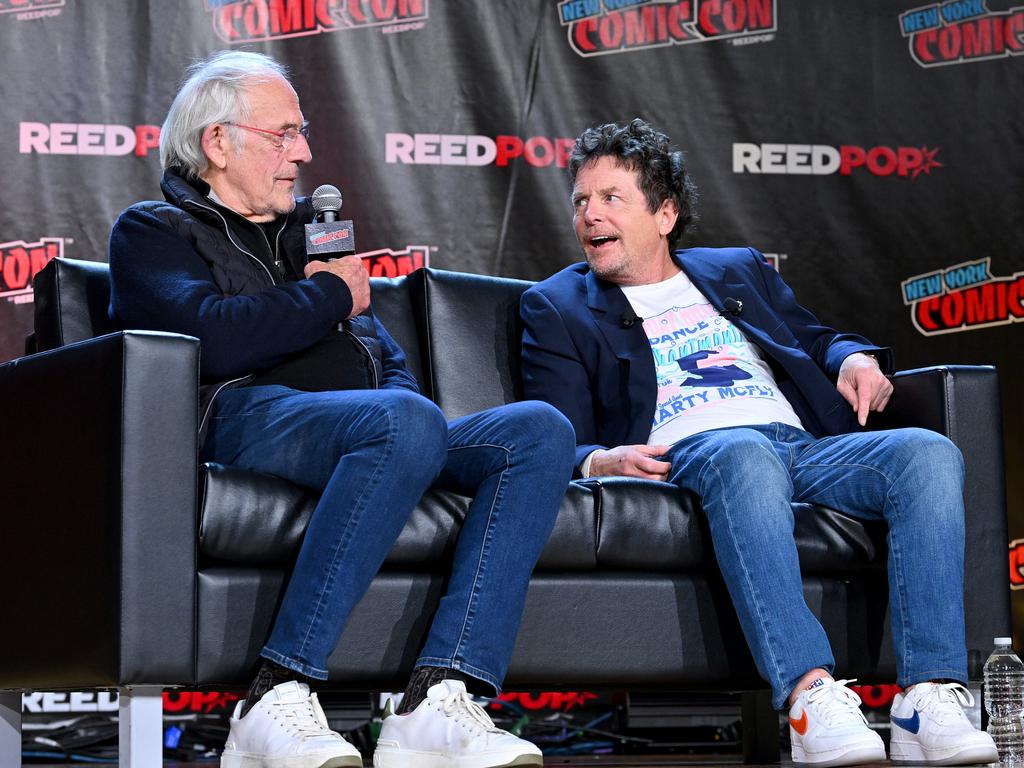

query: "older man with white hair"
xmin=108 ymin=50 xmax=574 ymax=768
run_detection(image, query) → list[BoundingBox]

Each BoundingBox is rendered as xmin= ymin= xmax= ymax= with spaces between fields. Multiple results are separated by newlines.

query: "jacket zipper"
xmin=199 ymin=374 xmax=253 ymax=436
xmin=183 ymin=199 xmax=278 ymax=286
xmin=343 ymin=327 xmax=379 ymax=389
xmin=181 ymin=199 xmax=375 ymax=402
xmin=255 ymin=218 xmax=287 ymax=279
xmin=182 ymin=200 xmax=279 ymax=430
xmin=272 ymin=221 xmax=286 ymax=277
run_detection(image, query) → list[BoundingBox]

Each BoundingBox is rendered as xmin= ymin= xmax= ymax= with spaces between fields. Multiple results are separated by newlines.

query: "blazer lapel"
xmin=584 ymin=270 xmax=657 ymax=445
xmin=675 ymin=253 xmax=781 ymax=348
xmin=585 ymin=270 xmax=645 ymax=360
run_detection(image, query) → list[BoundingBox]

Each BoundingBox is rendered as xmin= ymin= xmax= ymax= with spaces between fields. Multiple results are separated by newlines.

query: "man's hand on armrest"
xmin=305 ymin=256 xmax=370 ymax=318
xmin=837 ymin=352 xmax=894 ymax=427
xmin=586 ymin=444 xmax=672 ymax=480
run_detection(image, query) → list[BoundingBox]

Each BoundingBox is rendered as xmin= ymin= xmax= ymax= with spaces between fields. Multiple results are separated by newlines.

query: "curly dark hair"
xmin=568 ymin=118 xmax=699 ymax=249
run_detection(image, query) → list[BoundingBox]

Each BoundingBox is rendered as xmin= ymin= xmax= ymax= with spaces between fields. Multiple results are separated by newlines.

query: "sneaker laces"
xmin=440 ymin=687 xmax=503 ymax=734
xmin=268 ymin=696 xmax=337 ymax=740
xmin=913 ymin=682 xmax=974 ymax=726
xmin=804 ymin=679 xmax=869 ymax=727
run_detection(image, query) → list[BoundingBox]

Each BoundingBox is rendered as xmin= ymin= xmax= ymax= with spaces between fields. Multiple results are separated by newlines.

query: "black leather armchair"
xmin=0 ymin=257 xmax=1011 ymax=767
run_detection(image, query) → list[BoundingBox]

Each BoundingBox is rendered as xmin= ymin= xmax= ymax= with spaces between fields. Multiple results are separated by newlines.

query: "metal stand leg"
xmin=742 ymin=689 xmax=781 ymax=764
xmin=118 ymin=686 xmax=163 ymax=768
xmin=0 ymin=692 xmax=22 ymax=768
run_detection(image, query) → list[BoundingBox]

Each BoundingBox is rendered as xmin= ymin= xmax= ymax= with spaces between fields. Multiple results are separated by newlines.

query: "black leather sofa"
xmin=0 ymin=256 xmax=1011 ymax=767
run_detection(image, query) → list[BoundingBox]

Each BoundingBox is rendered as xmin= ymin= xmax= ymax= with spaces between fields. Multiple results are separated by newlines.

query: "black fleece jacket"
xmin=107 ymin=168 xmax=419 ymax=438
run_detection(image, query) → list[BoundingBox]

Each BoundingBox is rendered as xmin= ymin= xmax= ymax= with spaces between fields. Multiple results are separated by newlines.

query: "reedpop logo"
xmin=733 ymin=143 xmax=942 ymax=179
xmin=19 ymin=122 xmax=161 ymax=157
xmin=385 ymin=132 xmax=576 ymax=168
xmin=0 ymin=0 xmax=65 ymax=21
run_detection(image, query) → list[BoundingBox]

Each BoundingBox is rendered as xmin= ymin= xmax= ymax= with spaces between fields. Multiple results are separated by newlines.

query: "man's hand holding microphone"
xmin=305 ymin=256 xmax=369 ymax=318
xmin=304 ymin=184 xmax=368 ymax=318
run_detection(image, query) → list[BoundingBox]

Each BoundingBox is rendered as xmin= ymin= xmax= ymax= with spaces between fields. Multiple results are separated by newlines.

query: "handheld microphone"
xmin=620 ymin=308 xmax=641 ymax=328
xmin=312 ymin=184 xmax=343 ymax=223
xmin=722 ymin=297 xmax=743 ymax=317
xmin=305 ymin=184 xmax=355 ymax=259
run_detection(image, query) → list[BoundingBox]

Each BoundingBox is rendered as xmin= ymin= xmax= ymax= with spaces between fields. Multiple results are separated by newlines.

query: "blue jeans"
xmin=665 ymin=422 xmax=967 ymax=710
xmin=202 ymin=385 xmax=574 ymax=695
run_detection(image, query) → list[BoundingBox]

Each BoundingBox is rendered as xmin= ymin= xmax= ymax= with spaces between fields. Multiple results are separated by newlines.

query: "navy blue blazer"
xmin=520 ymin=247 xmax=893 ymax=471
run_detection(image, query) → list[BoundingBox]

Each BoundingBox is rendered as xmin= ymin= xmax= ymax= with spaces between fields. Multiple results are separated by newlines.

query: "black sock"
xmin=396 ymin=666 xmax=478 ymax=714
xmin=240 ymin=659 xmax=302 ymax=718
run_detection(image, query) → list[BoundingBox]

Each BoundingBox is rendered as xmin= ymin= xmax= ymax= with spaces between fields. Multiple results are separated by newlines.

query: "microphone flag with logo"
xmin=305 ymin=184 xmax=356 ymax=258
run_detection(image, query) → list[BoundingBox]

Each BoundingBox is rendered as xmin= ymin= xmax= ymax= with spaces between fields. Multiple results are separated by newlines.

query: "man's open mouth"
xmin=589 ymin=235 xmax=618 ymax=248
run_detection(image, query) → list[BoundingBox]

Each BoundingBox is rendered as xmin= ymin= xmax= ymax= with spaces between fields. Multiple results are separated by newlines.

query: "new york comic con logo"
xmin=207 ymin=0 xmax=428 ymax=43
xmin=359 ymin=245 xmax=429 ymax=277
xmin=900 ymin=0 xmax=1024 ymax=67
xmin=560 ymin=0 xmax=776 ymax=57
xmin=901 ymin=257 xmax=1024 ymax=335
xmin=1009 ymin=538 xmax=1024 ymax=590
xmin=0 ymin=237 xmax=64 ymax=303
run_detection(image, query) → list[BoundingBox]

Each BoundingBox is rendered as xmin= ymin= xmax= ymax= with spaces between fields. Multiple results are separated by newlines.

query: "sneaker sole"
xmin=374 ymin=748 xmax=543 ymax=768
xmin=792 ymin=743 xmax=887 ymax=767
xmin=890 ymin=738 xmax=999 ymax=766
xmin=222 ymin=750 xmax=363 ymax=768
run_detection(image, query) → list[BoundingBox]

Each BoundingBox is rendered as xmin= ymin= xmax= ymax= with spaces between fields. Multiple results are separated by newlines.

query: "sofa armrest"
xmin=0 ymin=330 xmax=200 ymax=688
xmin=873 ymin=364 xmax=1009 ymax=677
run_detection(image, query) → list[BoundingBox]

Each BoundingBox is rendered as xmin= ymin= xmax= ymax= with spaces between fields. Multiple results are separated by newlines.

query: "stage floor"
xmin=28 ymin=760 xmax=950 ymax=767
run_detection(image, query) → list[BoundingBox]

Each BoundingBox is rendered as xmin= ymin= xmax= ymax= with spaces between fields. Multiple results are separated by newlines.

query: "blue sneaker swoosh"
xmin=891 ymin=710 xmax=921 ymax=734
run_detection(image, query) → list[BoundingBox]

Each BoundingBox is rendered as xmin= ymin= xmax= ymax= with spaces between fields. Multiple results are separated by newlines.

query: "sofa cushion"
xmin=199 ymin=463 xmax=597 ymax=570
xmin=199 ymin=463 xmax=313 ymax=565
xmin=370 ymin=274 xmax=428 ymax=392
xmin=588 ymin=476 xmax=885 ymax=574
xmin=412 ymin=268 xmax=531 ymax=419
xmin=200 ymin=464 xmax=883 ymax=575
xmin=33 ymin=257 xmax=116 ymax=352
xmin=588 ymin=478 xmax=707 ymax=569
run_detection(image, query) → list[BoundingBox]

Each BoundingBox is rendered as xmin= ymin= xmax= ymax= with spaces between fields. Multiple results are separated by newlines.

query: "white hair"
xmin=159 ymin=50 xmax=290 ymax=177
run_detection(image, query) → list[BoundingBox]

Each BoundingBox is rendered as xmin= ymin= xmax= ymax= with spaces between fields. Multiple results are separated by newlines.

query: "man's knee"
xmin=883 ymin=428 xmax=965 ymax=531
xmin=507 ymin=400 xmax=574 ymax=443
xmin=378 ymin=389 xmax=447 ymax=450
xmin=374 ymin=389 xmax=445 ymax=425
xmin=501 ymin=400 xmax=575 ymax=468
xmin=886 ymin=427 xmax=964 ymax=480
xmin=333 ymin=390 xmax=448 ymax=473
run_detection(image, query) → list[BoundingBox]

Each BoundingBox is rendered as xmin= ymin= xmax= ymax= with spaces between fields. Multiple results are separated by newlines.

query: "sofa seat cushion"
xmin=586 ymin=477 xmax=886 ymax=574
xmin=199 ymin=463 xmax=597 ymax=569
xmin=200 ymin=464 xmax=885 ymax=575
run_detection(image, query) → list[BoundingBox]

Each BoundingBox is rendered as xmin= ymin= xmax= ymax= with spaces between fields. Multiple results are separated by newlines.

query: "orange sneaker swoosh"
xmin=789 ymin=711 xmax=808 ymax=735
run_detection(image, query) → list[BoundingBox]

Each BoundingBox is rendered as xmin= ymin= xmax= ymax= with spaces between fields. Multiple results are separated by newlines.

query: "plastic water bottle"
xmin=985 ymin=637 xmax=1024 ymax=764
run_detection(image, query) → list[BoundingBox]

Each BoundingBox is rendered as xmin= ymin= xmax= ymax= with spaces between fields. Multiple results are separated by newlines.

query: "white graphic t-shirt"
xmin=620 ymin=271 xmax=804 ymax=447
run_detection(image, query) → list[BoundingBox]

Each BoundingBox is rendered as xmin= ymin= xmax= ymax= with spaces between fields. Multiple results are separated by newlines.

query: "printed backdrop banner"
xmin=2 ymin=0 xmax=1023 ymax=632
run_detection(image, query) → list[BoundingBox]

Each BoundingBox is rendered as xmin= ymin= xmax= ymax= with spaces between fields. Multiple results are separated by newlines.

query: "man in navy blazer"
xmin=520 ymin=118 xmax=996 ymax=768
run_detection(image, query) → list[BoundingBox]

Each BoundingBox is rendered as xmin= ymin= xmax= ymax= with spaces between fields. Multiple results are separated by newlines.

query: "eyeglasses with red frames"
xmin=223 ymin=121 xmax=310 ymax=149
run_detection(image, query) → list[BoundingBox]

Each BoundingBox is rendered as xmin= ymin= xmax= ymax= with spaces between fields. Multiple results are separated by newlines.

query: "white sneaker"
xmin=788 ymin=678 xmax=886 ymax=767
xmin=890 ymin=681 xmax=998 ymax=765
xmin=373 ymin=679 xmax=543 ymax=768
xmin=221 ymin=680 xmax=363 ymax=768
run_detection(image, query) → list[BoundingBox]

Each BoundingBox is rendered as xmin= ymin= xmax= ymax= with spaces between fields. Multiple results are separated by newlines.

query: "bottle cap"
xmin=995 ymin=637 xmax=1013 ymax=645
